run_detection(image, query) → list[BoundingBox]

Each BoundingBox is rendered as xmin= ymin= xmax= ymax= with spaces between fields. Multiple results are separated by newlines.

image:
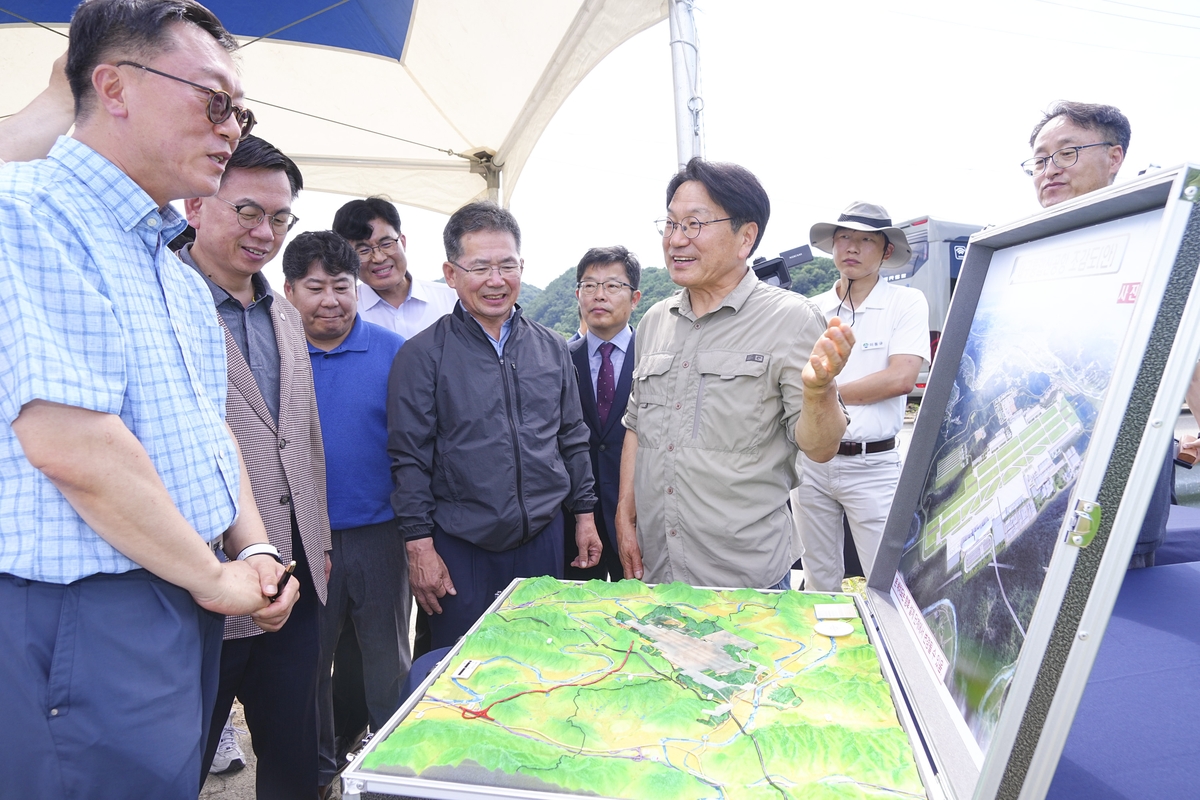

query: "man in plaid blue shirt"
xmin=0 ymin=1 xmax=298 ymax=796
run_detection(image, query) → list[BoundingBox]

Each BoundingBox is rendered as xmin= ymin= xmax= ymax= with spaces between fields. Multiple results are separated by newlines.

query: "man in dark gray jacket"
xmin=387 ymin=201 xmax=602 ymax=648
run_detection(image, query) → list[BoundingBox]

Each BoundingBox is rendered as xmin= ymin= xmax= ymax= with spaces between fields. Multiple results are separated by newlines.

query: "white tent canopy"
xmin=0 ymin=0 xmax=668 ymax=214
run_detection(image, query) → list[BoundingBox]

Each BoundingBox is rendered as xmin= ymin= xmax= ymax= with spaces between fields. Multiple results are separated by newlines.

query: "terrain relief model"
xmin=362 ymin=577 xmax=924 ymax=799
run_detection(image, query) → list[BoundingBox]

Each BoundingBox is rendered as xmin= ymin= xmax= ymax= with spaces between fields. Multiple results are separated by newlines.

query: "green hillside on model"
xmin=361 ymin=578 xmax=923 ymax=799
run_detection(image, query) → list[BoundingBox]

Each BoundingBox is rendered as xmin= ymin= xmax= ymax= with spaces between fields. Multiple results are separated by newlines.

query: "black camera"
xmin=752 ymin=244 xmax=813 ymax=290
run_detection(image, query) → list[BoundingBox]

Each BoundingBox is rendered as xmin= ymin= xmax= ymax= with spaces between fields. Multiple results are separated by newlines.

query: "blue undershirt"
xmin=308 ymin=315 xmax=405 ymax=530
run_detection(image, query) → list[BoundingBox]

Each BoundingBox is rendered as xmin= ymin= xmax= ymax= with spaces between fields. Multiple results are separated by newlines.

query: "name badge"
xmin=860 ymin=340 xmax=885 ymax=351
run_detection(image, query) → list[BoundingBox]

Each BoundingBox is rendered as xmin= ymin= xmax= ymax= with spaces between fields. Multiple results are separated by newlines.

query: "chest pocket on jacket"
xmin=632 ymin=352 xmax=675 ymax=448
xmin=694 ymin=350 xmax=771 ymax=452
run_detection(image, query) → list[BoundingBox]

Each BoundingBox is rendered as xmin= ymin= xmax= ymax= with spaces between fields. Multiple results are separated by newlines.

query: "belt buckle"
xmin=209 ymin=534 xmax=224 ymax=558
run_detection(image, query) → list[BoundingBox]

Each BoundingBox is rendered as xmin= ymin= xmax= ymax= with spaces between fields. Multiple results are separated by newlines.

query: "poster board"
xmin=867 ymin=164 xmax=1200 ymax=799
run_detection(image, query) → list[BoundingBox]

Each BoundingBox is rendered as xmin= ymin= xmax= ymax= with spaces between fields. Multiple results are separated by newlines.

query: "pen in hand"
xmin=269 ymin=560 xmax=297 ymax=602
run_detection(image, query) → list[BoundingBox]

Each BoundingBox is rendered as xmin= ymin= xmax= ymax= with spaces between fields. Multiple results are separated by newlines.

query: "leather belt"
xmin=837 ymin=437 xmax=896 ymax=456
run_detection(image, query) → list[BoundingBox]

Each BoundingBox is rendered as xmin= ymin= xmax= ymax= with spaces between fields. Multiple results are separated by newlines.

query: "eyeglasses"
xmin=450 ymin=260 xmax=522 ymax=278
xmin=577 ymin=279 xmax=634 ymax=295
xmin=1021 ymin=142 xmax=1113 ymax=176
xmin=214 ymin=197 xmax=298 ymax=234
xmin=655 ymin=216 xmax=733 ymax=239
xmin=116 ymin=61 xmax=256 ymax=140
xmin=354 ymin=238 xmax=400 ymax=259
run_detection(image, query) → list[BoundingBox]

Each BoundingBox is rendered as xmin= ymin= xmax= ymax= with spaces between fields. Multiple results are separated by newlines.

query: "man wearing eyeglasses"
xmin=388 ymin=201 xmax=602 ymax=649
xmin=1025 ymin=101 xmax=1128 ymax=208
xmin=615 ymin=158 xmax=854 ymax=592
xmin=0 ymin=1 xmax=296 ymax=796
xmin=1025 ymin=102 xmax=1171 ymax=570
xmin=179 ymin=135 xmax=333 ymax=798
xmin=565 ymin=246 xmax=643 ymax=581
xmin=333 ymin=197 xmax=459 ymax=339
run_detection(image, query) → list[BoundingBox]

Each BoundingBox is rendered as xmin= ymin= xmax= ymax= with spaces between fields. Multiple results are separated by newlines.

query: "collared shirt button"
xmin=682 ymin=361 xmax=689 ymax=368
xmin=675 ymin=402 xmax=682 ymax=410
xmin=147 ymin=217 xmax=158 ymax=228
xmin=50 ymin=708 xmax=59 ymax=716
xmin=693 ymin=323 xmax=700 ymax=330
xmin=666 ymin=487 xmax=674 ymax=495
xmin=667 ymin=443 xmax=674 ymax=451
xmin=669 ymin=529 xmax=677 ymax=537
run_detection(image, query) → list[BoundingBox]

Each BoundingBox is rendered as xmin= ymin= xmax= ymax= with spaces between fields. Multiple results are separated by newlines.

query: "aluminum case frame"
xmin=867 ymin=164 xmax=1200 ymax=800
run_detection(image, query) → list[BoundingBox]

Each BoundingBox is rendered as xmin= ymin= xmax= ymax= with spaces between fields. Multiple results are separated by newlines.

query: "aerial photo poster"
xmin=359 ymin=576 xmax=925 ymax=799
xmin=893 ymin=207 xmax=1165 ymax=754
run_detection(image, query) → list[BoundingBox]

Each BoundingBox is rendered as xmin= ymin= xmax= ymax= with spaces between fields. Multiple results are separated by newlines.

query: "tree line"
xmin=519 ymin=257 xmax=841 ymax=337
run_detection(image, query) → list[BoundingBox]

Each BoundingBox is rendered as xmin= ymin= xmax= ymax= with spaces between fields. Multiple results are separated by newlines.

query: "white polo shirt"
xmin=358 ymin=275 xmax=458 ymax=339
xmin=812 ymin=279 xmax=930 ymax=442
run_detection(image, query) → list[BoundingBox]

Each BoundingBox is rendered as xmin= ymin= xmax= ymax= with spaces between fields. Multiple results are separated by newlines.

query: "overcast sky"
xmin=278 ymin=0 xmax=1200 ymax=293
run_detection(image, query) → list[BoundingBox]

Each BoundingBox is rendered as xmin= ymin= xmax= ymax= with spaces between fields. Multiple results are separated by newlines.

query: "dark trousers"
xmin=317 ymin=520 xmax=412 ymax=784
xmin=202 ymin=528 xmax=321 ymax=800
xmin=330 ymin=622 xmax=369 ymax=750
xmin=0 ymin=570 xmax=223 ymax=799
xmin=430 ymin=512 xmax=565 ymax=650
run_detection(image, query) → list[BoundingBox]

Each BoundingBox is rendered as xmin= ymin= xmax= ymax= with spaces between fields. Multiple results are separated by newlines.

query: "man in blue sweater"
xmin=281 ymin=230 xmax=408 ymax=792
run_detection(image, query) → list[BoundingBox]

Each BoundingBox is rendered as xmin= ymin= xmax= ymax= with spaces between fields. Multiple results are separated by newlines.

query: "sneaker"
xmin=209 ymin=718 xmax=245 ymax=775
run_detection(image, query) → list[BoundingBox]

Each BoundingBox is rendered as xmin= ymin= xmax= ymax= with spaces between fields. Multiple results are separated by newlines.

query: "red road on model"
xmin=458 ymin=642 xmax=636 ymax=721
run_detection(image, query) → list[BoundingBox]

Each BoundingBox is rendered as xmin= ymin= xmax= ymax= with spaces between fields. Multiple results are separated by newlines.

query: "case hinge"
xmin=1066 ymin=499 xmax=1101 ymax=548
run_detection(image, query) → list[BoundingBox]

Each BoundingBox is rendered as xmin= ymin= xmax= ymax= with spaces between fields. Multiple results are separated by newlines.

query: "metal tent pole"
xmin=668 ymin=0 xmax=703 ymax=169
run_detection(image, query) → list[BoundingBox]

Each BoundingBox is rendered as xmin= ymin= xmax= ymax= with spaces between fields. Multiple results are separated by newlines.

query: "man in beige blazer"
xmin=178 ymin=135 xmax=332 ymax=799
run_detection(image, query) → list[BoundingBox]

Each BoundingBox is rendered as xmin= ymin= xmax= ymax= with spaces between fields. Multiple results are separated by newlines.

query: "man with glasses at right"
xmin=1024 ymin=101 xmax=1170 ymax=569
xmin=1025 ymin=101 xmax=1128 ymax=208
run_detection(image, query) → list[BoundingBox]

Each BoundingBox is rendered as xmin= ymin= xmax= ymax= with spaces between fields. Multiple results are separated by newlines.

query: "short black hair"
xmin=574 ymin=245 xmax=641 ymax=290
xmin=282 ymin=230 xmax=360 ymax=284
xmin=443 ymin=201 xmax=521 ymax=263
xmin=68 ymin=0 xmax=236 ymax=119
xmin=1029 ymin=101 xmax=1131 ymax=152
xmin=223 ymin=135 xmax=304 ymax=198
xmin=332 ymin=197 xmax=401 ymax=242
xmin=665 ymin=158 xmax=770 ymax=256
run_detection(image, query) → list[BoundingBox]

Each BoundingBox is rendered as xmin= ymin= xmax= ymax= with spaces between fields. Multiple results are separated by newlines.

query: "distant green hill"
xmin=521 ymin=257 xmax=840 ymax=336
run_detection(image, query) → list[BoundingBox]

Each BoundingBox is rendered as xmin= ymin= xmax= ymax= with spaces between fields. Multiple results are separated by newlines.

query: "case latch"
xmin=1066 ymin=499 xmax=1101 ymax=547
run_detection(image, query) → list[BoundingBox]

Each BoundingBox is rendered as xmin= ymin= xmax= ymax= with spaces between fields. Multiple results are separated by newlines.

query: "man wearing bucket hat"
xmin=793 ymin=202 xmax=930 ymax=592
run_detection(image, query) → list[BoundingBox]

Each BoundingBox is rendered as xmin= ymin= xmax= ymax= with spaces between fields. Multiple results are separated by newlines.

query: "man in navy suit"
xmin=566 ymin=246 xmax=642 ymax=581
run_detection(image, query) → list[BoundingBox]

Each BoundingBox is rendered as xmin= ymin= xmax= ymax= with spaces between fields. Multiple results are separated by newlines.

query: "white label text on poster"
xmin=892 ymin=572 xmax=950 ymax=681
xmin=1010 ymin=235 xmax=1128 ymax=284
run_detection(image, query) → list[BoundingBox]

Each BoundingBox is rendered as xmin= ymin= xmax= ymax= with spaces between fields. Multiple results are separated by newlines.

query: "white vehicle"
xmin=881 ymin=216 xmax=984 ymax=398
